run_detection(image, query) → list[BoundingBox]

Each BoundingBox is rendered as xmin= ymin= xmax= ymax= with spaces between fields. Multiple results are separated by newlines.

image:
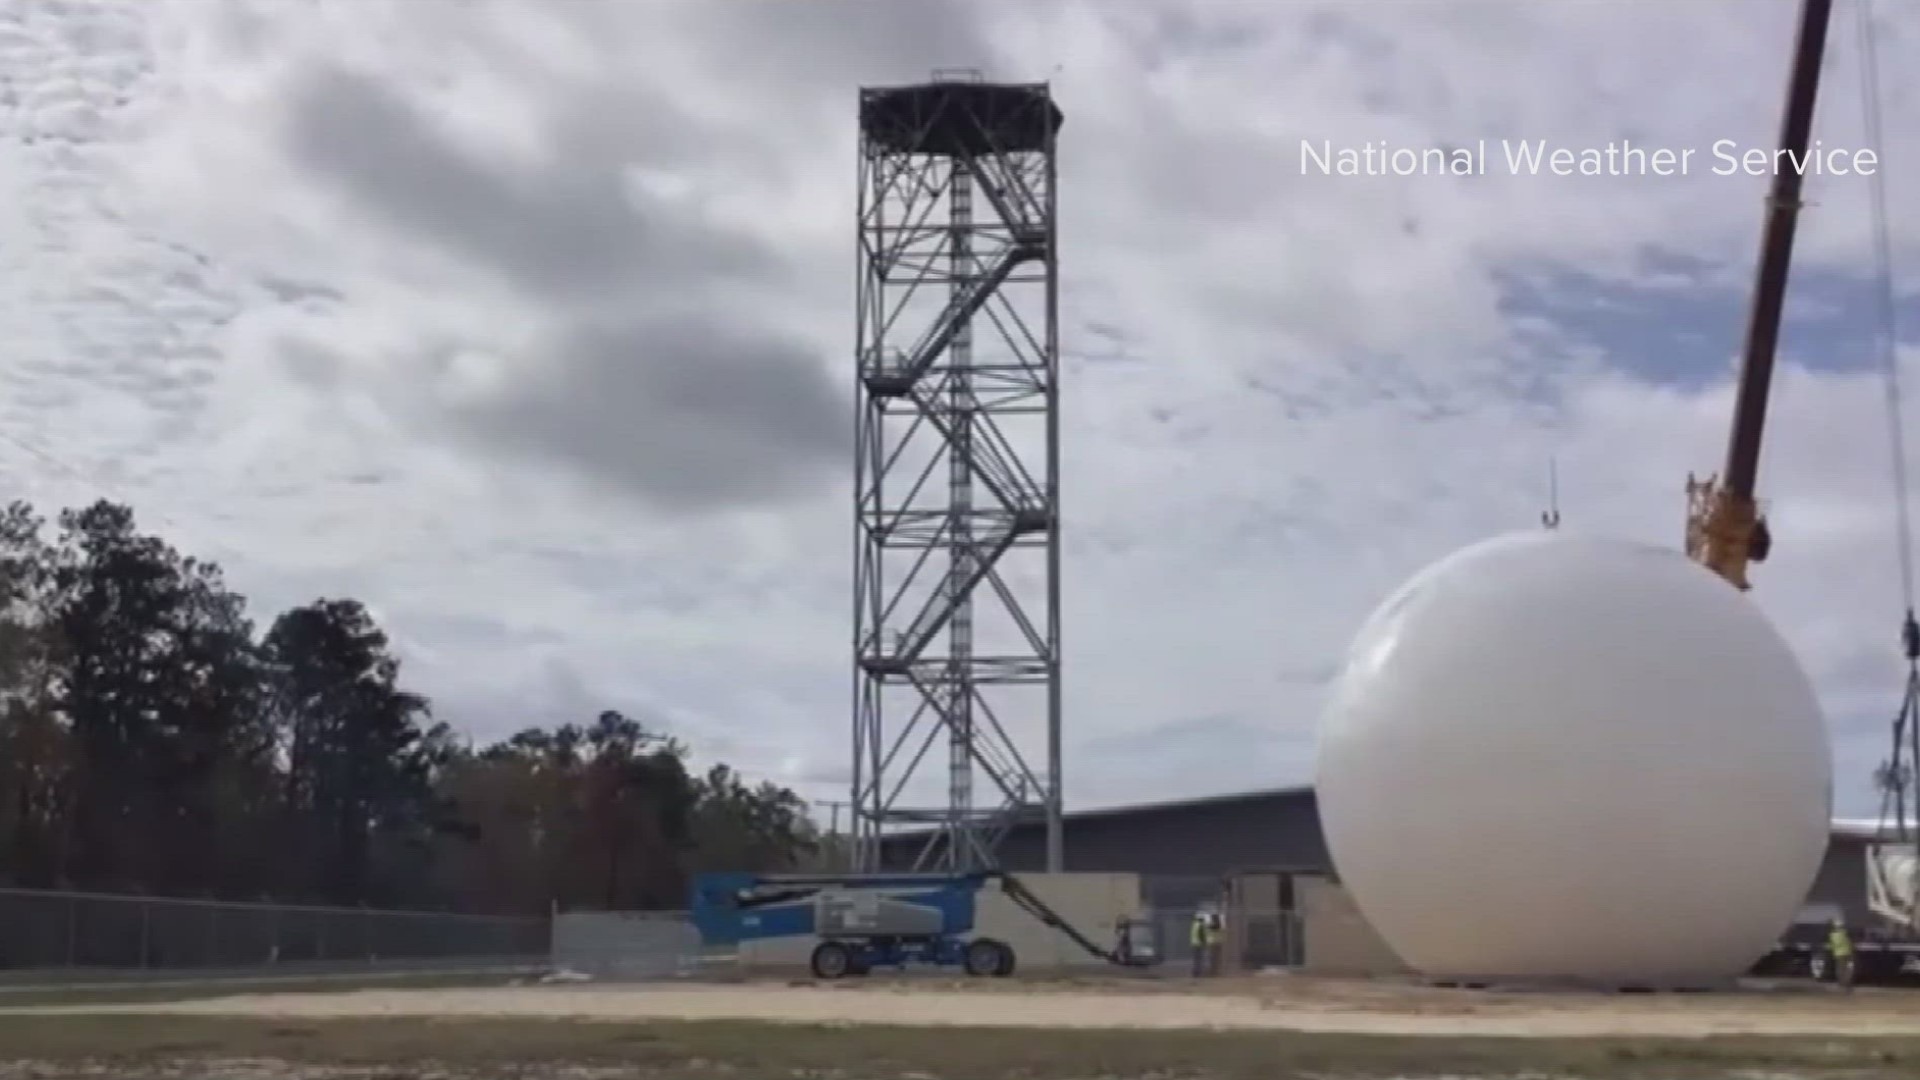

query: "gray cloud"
xmin=273 ymin=59 xmax=844 ymax=510
xmin=280 ymin=63 xmax=782 ymax=302
xmin=448 ymin=314 xmax=846 ymax=509
xmin=692 ymin=0 xmax=999 ymax=89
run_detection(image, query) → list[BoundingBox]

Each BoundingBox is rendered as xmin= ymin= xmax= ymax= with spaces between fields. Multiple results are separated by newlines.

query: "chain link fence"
xmin=0 ymin=887 xmax=549 ymax=976
xmin=1140 ymin=873 xmax=1306 ymax=974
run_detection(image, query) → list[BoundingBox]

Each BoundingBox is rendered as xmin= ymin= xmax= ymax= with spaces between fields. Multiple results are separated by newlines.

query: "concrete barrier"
xmin=1297 ymin=875 xmax=1408 ymax=977
xmin=551 ymin=910 xmax=706 ymax=980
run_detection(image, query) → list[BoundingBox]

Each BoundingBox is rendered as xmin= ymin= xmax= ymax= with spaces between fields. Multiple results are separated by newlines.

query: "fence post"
xmin=140 ymin=900 xmax=151 ymax=969
xmin=64 ymin=895 xmax=76 ymax=967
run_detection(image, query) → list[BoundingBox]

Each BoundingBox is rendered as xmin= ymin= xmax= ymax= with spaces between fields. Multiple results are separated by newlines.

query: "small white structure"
xmin=1314 ymin=530 xmax=1831 ymax=986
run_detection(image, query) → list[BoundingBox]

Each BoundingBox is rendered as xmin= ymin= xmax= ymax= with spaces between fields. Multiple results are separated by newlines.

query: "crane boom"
xmin=1686 ymin=0 xmax=1834 ymax=590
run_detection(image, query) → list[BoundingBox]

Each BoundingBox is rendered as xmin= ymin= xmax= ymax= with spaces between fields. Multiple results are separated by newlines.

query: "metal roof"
xmin=1831 ymin=817 xmax=1917 ymax=841
xmin=887 ymin=790 xmax=1895 ymax=843
xmin=878 ymin=784 xmax=1314 ymax=845
xmin=1073 ymin=792 xmax=1887 ymax=840
xmin=1058 ymin=783 xmax=1314 ymax=823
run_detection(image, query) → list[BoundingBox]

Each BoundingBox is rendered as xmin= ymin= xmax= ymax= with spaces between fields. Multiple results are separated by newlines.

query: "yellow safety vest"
xmin=1829 ymin=927 xmax=1853 ymax=958
xmin=1190 ymin=918 xmax=1206 ymax=946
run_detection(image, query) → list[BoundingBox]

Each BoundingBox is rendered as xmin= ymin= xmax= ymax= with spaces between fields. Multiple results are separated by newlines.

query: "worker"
xmin=1828 ymin=918 xmax=1855 ymax=992
xmin=1189 ymin=910 xmax=1209 ymax=977
xmin=1205 ymin=910 xmax=1224 ymax=976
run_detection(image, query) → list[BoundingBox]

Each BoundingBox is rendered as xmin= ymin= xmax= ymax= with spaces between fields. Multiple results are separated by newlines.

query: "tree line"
xmin=0 ymin=499 xmax=827 ymax=915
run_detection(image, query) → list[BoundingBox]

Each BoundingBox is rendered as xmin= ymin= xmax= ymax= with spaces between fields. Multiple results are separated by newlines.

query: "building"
xmin=880 ymin=784 xmax=1880 ymax=925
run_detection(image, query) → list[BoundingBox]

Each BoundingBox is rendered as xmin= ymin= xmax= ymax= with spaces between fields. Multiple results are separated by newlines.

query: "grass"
xmin=0 ymin=969 xmax=533 ymax=1008
xmin=0 ymin=1015 xmax=1918 ymax=1079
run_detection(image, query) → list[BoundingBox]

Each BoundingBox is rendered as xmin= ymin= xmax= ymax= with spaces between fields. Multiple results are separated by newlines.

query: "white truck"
xmin=1773 ymin=835 xmax=1920 ymax=984
xmin=1846 ymin=840 xmax=1920 ymax=981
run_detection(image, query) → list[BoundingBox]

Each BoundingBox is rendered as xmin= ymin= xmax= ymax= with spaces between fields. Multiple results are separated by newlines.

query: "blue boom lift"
xmin=690 ymin=870 xmax=1154 ymax=979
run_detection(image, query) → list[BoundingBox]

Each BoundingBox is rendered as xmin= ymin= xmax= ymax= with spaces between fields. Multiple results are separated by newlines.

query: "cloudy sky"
xmin=5 ymin=0 xmax=1920 ymax=824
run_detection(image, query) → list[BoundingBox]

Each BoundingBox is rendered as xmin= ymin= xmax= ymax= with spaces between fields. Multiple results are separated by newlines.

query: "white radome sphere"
xmin=1314 ymin=530 xmax=1832 ymax=986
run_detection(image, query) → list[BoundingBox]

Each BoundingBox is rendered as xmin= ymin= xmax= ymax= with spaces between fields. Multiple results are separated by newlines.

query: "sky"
xmin=4 ymin=0 xmax=1920 ymax=825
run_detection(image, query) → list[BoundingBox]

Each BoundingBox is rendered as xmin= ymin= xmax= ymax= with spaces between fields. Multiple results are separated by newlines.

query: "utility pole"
xmin=814 ymin=799 xmax=854 ymax=871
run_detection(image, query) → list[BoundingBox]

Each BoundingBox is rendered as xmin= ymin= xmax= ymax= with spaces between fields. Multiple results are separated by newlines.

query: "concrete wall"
xmin=976 ymin=873 xmax=1140 ymax=970
xmin=551 ymin=911 xmax=703 ymax=979
xmin=1297 ymin=875 xmax=1408 ymax=977
xmin=737 ymin=873 xmax=1141 ymax=974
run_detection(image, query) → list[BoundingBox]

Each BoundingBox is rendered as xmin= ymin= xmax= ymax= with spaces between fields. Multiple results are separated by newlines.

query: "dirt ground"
xmin=14 ymin=971 xmax=1920 ymax=1038
xmin=7 ymin=974 xmax=1920 ymax=1078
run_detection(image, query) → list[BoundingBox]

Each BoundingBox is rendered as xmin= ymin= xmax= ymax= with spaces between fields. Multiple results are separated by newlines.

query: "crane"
xmin=1718 ymin=0 xmax=1920 ymax=984
xmin=1683 ymin=0 xmax=1834 ymax=591
xmin=1681 ymin=0 xmax=1917 ymax=825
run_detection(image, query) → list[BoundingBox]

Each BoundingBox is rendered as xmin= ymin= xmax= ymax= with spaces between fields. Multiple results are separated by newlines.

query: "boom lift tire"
xmin=964 ymin=937 xmax=1012 ymax=977
xmin=810 ymin=940 xmax=854 ymax=980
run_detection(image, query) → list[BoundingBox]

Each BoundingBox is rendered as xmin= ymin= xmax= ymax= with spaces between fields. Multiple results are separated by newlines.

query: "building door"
xmin=1226 ymin=870 xmax=1303 ymax=970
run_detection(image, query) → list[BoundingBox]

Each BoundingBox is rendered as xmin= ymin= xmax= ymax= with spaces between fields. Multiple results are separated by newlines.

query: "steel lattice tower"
xmin=851 ymin=74 xmax=1064 ymax=873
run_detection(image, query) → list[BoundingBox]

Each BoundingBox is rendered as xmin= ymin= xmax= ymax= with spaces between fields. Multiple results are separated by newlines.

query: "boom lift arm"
xmin=1685 ymin=0 xmax=1834 ymax=590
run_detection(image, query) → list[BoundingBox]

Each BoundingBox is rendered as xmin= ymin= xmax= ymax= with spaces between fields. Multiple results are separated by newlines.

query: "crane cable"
xmin=1855 ymin=0 xmax=1920 ymax=841
xmin=1859 ymin=0 xmax=1912 ymax=611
